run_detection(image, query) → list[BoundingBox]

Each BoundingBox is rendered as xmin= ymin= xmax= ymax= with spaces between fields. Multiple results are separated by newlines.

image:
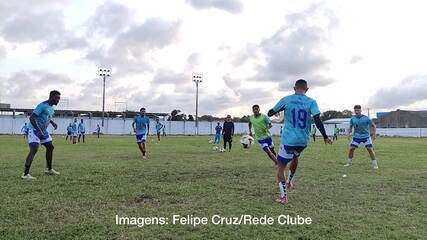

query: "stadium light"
xmin=98 ymin=67 xmax=112 ymax=127
xmin=61 ymin=98 xmax=69 ymax=110
xmin=192 ymin=72 xmax=203 ymax=135
xmin=114 ymin=101 xmax=128 ymax=112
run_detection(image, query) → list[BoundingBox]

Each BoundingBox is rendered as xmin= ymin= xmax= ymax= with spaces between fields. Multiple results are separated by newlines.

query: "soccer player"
xmin=214 ymin=122 xmax=222 ymax=144
xmin=78 ymin=119 xmax=86 ymax=143
xmin=162 ymin=126 xmax=166 ymax=136
xmin=66 ymin=123 xmax=72 ymax=141
xmin=22 ymin=90 xmax=61 ymax=180
xmin=249 ymin=105 xmax=277 ymax=165
xmin=311 ymin=124 xmax=317 ymax=142
xmin=155 ymin=118 xmax=164 ymax=141
xmin=21 ymin=123 xmax=29 ymax=139
xmin=132 ymin=107 xmax=150 ymax=159
xmin=345 ymin=105 xmax=378 ymax=169
xmin=333 ymin=125 xmax=339 ymax=141
xmin=96 ymin=124 xmax=101 ymax=138
xmin=70 ymin=119 xmax=78 ymax=144
xmin=268 ymin=79 xmax=332 ymax=204
xmin=222 ymin=115 xmax=234 ymax=152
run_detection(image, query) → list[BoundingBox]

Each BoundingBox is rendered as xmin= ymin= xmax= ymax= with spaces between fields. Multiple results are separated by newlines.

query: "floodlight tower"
xmin=98 ymin=67 xmax=112 ymax=127
xmin=192 ymin=72 xmax=203 ymax=135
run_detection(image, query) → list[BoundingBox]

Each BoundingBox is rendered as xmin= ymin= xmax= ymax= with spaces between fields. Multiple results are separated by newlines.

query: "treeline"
xmin=167 ymin=109 xmax=353 ymax=122
xmin=167 ymin=109 xmax=250 ymax=122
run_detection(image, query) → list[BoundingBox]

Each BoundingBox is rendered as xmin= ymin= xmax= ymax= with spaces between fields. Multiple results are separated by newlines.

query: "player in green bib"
xmin=249 ymin=105 xmax=277 ymax=165
xmin=333 ymin=125 xmax=339 ymax=141
xmin=311 ymin=124 xmax=317 ymax=142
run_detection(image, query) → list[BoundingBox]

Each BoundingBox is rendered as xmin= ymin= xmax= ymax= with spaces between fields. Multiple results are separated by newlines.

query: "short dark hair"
xmin=49 ymin=90 xmax=61 ymax=98
xmin=294 ymin=79 xmax=308 ymax=89
xmin=252 ymin=104 xmax=260 ymax=109
xmin=354 ymin=105 xmax=361 ymax=110
xmin=140 ymin=107 xmax=146 ymax=111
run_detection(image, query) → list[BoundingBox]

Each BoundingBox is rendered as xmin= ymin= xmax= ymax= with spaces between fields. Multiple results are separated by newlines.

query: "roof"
xmin=0 ymin=108 xmax=168 ymax=118
xmin=323 ymin=118 xmax=351 ymax=124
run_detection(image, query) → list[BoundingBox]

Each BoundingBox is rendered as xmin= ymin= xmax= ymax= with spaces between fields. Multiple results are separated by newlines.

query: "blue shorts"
xmin=67 ymin=131 xmax=71 ymax=135
xmin=28 ymin=129 xmax=52 ymax=146
xmin=277 ymin=145 xmax=306 ymax=164
xmin=350 ymin=137 xmax=373 ymax=149
xmin=79 ymin=131 xmax=85 ymax=136
xmin=136 ymin=134 xmax=146 ymax=143
xmin=257 ymin=137 xmax=274 ymax=149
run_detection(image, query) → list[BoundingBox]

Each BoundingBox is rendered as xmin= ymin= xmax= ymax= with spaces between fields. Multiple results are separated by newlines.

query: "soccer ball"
xmin=212 ymin=146 xmax=219 ymax=151
xmin=240 ymin=135 xmax=254 ymax=149
xmin=219 ymin=148 xmax=225 ymax=152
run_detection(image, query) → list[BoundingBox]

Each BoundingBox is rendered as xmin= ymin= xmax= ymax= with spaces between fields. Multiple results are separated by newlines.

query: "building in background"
xmin=374 ymin=110 xmax=427 ymax=128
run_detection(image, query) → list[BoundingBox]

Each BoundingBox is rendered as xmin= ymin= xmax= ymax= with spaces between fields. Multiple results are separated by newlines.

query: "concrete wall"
xmin=2 ymin=116 xmax=425 ymax=137
xmin=0 ymin=116 xmax=280 ymax=136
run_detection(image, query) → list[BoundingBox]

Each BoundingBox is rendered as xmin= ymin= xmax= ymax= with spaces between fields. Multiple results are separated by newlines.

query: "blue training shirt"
xmin=155 ymin=122 xmax=164 ymax=132
xmin=70 ymin=122 xmax=77 ymax=133
xmin=350 ymin=115 xmax=373 ymax=138
xmin=215 ymin=125 xmax=222 ymax=134
xmin=134 ymin=114 xmax=150 ymax=135
xmin=78 ymin=123 xmax=85 ymax=132
xmin=272 ymin=93 xmax=321 ymax=146
xmin=29 ymin=100 xmax=54 ymax=133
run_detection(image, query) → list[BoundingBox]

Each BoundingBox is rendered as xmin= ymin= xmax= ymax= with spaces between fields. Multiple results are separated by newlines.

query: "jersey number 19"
xmin=291 ymin=108 xmax=308 ymax=129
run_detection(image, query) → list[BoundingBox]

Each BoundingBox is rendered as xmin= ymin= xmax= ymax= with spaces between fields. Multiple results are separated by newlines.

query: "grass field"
xmin=0 ymin=135 xmax=426 ymax=240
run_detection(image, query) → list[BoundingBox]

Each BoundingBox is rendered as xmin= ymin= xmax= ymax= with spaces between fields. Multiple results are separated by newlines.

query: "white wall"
xmin=377 ymin=128 xmax=427 ymax=137
xmin=0 ymin=116 xmax=278 ymax=136
xmin=2 ymin=116 xmax=426 ymax=137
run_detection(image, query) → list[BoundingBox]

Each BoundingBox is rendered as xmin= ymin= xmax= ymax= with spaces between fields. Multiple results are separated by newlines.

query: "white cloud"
xmin=186 ymin=0 xmax=243 ymax=14
xmin=349 ymin=55 xmax=363 ymax=64
xmin=250 ymin=3 xmax=337 ymax=89
xmin=85 ymin=1 xmax=134 ymax=36
xmin=368 ymin=75 xmax=427 ymax=109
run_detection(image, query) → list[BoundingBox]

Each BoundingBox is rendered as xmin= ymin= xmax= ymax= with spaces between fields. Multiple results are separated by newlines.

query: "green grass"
xmin=0 ymin=135 xmax=426 ymax=240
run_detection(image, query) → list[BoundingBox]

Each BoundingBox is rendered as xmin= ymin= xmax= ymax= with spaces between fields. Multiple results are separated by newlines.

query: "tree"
xmin=169 ymin=109 xmax=186 ymax=121
xmin=321 ymin=110 xmax=341 ymax=121
xmin=342 ymin=109 xmax=353 ymax=117
xmin=240 ymin=115 xmax=250 ymax=122
xmin=321 ymin=110 xmax=353 ymax=121
xmin=199 ymin=115 xmax=215 ymax=122
xmin=188 ymin=115 xmax=195 ymax=121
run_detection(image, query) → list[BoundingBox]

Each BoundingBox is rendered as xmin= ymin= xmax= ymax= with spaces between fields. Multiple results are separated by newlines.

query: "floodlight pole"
xmin=102 ymin=75 xmax=106 ymax=126
xmin=192 ymin=73 xmax=203 ymax=135
xmin=61 ymin=98 xmax=69 ymax=110
xmin=114 ymin=101 xmax=127 ymax=112
xmin=98 ymin=67 xmax=112 ymax=127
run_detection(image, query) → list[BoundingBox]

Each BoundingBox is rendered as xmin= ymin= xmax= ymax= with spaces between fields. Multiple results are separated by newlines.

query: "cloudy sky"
xmin=1 ymin=0 xmax=426 ymax=117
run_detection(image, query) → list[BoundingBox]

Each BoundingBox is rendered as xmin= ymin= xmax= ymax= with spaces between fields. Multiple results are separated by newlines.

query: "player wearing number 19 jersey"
xmin=268 ymin=79 xmax=332 ymax=204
